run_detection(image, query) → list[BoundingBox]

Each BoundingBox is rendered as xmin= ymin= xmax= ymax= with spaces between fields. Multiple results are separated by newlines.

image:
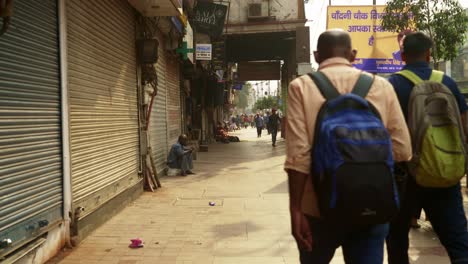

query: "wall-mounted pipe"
xmin=58 ymin=0 xmax=73 ymax=248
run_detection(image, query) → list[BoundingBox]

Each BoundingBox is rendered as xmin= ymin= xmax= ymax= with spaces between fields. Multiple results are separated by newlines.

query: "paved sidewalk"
xmin=49 ymin=128 xmax=468 ymax=264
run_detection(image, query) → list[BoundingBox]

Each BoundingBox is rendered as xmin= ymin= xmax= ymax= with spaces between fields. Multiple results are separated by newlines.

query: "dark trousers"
xmin=271 ymin=129 xmax=278 ymax=145
xmin=257 ymin=127 xmax=262 ymax=137
xmin=300 ymin=216 xmax=389 ymax=264
xmin=386 ymin=177 xmax=468 ymax=264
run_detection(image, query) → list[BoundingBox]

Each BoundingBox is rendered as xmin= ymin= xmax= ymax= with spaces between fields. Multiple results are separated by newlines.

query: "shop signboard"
xmin=327 ymin=6 xmax=411 ymax=73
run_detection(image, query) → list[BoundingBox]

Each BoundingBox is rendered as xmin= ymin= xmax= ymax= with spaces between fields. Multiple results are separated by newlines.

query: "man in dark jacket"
xmin=268 ymin=108 xmax=281 ymax=147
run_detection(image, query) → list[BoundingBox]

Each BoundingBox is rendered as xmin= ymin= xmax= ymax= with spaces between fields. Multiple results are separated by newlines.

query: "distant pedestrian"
xmin=285 ymin=29 xmax=411 ymax=264
xmin=268 ymin=108 xmax=280 ymax=147
xmin=254 ymin=113 xmax=264 ymax=137
xmin=167 ymin=134 xmax=195 ymax=176
xmin=243 ymin=115 xmax=249 ymax=129
xmin=231 ymin=115 xmax=236 ymax=128
xmin=385 ymin=32 xmax=468 ymax=264
xmin=264 ymin=112 xmax=270 ymax=134
xmin=229 ymin=121 xmax=237 ymax=132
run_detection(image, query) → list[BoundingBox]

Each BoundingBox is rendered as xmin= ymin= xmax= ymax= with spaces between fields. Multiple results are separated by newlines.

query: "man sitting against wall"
xmin=167 ymin=134 xmax=195 ymax=176
xmin=215 ymin=122 xmax=240 ymax=143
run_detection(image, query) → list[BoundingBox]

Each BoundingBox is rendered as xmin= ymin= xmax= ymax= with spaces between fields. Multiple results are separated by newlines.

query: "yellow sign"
xmin=327 ymin=6 xmax=406 ymax=73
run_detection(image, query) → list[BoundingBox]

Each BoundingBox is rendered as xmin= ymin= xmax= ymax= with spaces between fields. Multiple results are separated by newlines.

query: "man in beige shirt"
xmin=285 ymin=30 xmax=412 ymax=263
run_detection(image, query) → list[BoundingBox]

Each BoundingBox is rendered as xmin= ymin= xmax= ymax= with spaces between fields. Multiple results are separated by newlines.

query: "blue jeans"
xmin=299 ymin=216 xmax=389 ymax=264
xmin=387 ymin=177 xmax=468 ymax=264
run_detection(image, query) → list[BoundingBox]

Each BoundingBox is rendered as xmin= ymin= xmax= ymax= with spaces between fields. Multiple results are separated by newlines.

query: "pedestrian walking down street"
xmin=385 ymin=32 xmax=468 ymax=264
xmin=230 ymin=115 xmax=237 ymax=131
xmin=285 ymin=29 xmax=411 ymax=264
xmin=254 ymin=113 xmax=264 ymax=137
xmin=269 ymin=108 xmax=281 ymax=147
xmin=243 ymin=115 xmax=249 ymax=129
xmin=235 ymin=115 xmax=241 ymax=130
xmin=264 ymin=112 xmax=271 ymax=134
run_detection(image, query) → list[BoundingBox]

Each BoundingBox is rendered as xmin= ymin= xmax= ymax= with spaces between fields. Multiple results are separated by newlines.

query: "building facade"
xmin=0 ymin=0 xmax=189 ymax=262
xmin=223 ymin=0 xmax=309 ymax=117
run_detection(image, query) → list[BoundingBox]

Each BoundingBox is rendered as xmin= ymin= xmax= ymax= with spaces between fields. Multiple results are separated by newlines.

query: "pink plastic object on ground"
xmin=129 ymin=238 xmax=144 ymax=248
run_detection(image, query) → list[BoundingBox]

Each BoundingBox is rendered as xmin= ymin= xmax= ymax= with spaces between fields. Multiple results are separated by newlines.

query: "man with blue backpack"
xmin=386 ymin=32 xmax=468 ymax=264
xmin=285 ymin=29 xmax=412 ymax=263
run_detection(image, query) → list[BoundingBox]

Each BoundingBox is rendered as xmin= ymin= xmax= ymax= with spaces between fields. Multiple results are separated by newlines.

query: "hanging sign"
xmin=195 ymin=44 xmax=212 ymax=61
xmin=184 ymin=23 xmax=194 ymax=63
xmin=176 ymin=41 xmax=194 ymax=60
xmin=191 ymin=2 xmax=227 ymax=37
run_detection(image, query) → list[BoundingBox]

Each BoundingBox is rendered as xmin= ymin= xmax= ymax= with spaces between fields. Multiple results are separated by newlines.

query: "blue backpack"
xmin=308 ymin=72 xmax=399 ymax=226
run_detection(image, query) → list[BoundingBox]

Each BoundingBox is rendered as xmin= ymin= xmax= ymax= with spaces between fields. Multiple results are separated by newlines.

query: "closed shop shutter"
xmin=166 ymin=55 xmax=181 ymax=147
xmin=0 ymin=0 xmax=62 ymax=257
xmin=150 ymin=30 xmax=169 ymax=174
xmin=67 ymin=0 xmax=139 ymax=217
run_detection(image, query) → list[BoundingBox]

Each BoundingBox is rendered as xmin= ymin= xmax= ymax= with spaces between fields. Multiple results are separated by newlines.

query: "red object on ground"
xmin=129 ymin=238 xmax=144 ymax=248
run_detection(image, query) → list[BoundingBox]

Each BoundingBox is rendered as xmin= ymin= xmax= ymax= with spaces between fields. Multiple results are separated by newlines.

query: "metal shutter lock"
xmin=0 ymin=239 xmax=12 ymax=249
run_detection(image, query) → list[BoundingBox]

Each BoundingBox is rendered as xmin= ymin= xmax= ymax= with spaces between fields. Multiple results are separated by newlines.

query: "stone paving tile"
xmin=48 ymin=128 xmax=468 ymax=264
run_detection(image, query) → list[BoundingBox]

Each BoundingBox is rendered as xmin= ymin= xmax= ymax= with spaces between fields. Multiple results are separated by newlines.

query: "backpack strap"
xmin=396 ymin=70 xmax=424 ymax=85
xmin=429 ymin=70 xmax=444 ymax=83
xmin=308 ymin=72 xmax=340 ymax=100
xmin=352 ymin=74 xmax=374 ymax=98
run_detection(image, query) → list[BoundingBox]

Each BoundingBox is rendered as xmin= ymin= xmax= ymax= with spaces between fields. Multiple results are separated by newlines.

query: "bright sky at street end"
xmin=305 ymin=0 xmax=468 ymax=68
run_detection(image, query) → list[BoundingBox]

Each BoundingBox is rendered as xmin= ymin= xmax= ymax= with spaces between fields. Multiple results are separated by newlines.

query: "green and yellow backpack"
xmin=397 ymin=70 xmax=467 ymax=187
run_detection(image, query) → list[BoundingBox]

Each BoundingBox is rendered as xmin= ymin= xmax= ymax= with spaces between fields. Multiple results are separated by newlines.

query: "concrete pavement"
xmin=48 ymin=128 xmax=467 ymax=264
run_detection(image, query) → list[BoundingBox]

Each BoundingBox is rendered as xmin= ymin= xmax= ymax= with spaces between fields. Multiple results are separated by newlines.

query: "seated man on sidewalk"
xmin=215 ymin=122 xmax=240 ymax=143
xmin=167 ymin=134 xmax=195 ymax=176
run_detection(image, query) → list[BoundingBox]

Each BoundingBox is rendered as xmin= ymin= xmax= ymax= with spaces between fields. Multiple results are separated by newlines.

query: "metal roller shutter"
xmin=67 ymin=0 xmax=139 ymax=217
xmin=150 ymin=30 xmax=169 ymax=174
xmin=166 ymin=55 xmax=181 ymax=146
xmin=0 ymin=0 xmax=62 ymax=257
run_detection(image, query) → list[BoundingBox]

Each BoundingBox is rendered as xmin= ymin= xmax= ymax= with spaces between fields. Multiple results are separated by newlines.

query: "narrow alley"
xmin=47 ymin=128 xmax=467 ymax=264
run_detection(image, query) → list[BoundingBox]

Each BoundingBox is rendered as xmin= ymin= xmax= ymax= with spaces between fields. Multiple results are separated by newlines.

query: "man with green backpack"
xmin=386 ymin=32 xmax=468 ymax=263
